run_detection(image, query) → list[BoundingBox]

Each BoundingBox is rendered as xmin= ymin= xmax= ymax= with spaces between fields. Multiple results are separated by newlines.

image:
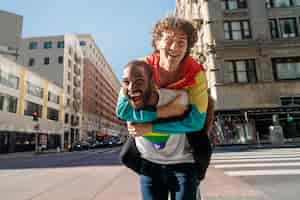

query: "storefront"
xmin=215 ymin=106 xmax=300 ymax=145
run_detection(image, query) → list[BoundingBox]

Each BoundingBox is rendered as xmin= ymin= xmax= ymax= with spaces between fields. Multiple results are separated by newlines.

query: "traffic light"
xmin=33 ymin=112 xmax=39 ymax=121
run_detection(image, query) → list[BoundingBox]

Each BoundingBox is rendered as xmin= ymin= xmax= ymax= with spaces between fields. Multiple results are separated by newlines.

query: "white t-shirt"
xmin=135 ymin=88 xmax=195 ymax=164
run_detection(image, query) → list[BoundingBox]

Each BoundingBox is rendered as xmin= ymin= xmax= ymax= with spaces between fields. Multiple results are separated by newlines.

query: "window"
xmin=57 ymin=41 xmax=64 ymax=48
xmin=67 ymin=85 xmax=71 ymax=94
xmin=67 ymin=98 xmax=71 ymax=106
xmin=26 ymin=81 xmax=44 ymax=98
xmin=65 ymin=113 xmax=69 ymax=123
xmin=280 ymin=96 xmax=300 ymax=106
xmin=224 ymin=20 xmax=251 ymax=40
xmin=80 ymin=40 xmax=87 ymax=46
xmin=269 ymin=18 xmax=298 ymax=38
xmin=279 ymin=18 xmax=298 ymax=38
xmin=48 ymin=92 xmax=60 ymax=104
xmin=58 ymin=56 xmax=64 ymax=64
xmin=225 ymin=59 xmax=257 ymax=83
xmin=69 ymin=47 xmax=73 ymax=55
xmin=24 ymin=101 xmax=42 ymax=117
xmin=43 ymin=41 xmax=52 ymax=49
xmin=28 ymin=58 xmax=35 ymax=67
xmin=0 ymin=70 xmax=19 ymax=89
xmin=68 ymin=59 xmax=72 ymax=68
xmin=0 ymin=93 xmax=18 ymax=113
xmin=29 ymin=41 xmax=38 ymax=50
xmin=222 ymin=0 xmax=247 ymax=10
xmin=272 ymin=57 xmax=300 ymax=80
xmin=269 ymin=19 xmax=279 ymax=38
xmin=47 ymin=107 xmax=59 ymax=121
xmin=68 ymin=72 xmax=71 ymax=81
xmin=266 ymin=0 xmax=300 ymax=8
xmin=44 ymin=57 xmax=50 ymax=65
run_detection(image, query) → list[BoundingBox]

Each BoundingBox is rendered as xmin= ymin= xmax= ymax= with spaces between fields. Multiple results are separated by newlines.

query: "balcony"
xmin=73 ymin=88 xmax=81 ymax=99
xmin=71 ymin=114 xmax=80 ymax=126
xmin=73 ymin=77 xmax=81 ymax=87
xmin=74 ymin=53 xmax=81 ymax=64
xmin=74 ymin=64 xmax=80 ymax=75
xmin=72 ymin=101 xmax=80 ymax=113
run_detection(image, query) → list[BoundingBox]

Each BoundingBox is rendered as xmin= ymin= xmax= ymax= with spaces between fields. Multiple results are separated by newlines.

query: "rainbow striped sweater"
xmin=116 ymin=54 xmax=208 ymax=149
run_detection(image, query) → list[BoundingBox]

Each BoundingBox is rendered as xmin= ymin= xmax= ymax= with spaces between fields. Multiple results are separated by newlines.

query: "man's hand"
xmin=127 ymin=122 xmax=152 ymax=136
xmin=157 ymin=94 xmax=188 ymax=119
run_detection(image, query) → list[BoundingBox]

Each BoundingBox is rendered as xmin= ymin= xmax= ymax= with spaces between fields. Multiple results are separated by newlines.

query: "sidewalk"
xmin=101 ymin=166 xmax=269 ymax=200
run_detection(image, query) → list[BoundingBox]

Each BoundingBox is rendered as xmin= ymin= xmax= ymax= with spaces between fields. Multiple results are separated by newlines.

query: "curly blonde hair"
xmin=152 ymin=16 xmax=198 ymax=56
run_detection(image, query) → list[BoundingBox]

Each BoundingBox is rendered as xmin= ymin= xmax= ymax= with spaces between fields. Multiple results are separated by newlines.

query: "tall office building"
xmin=77 ymin=34 xmax=124 ymax=140
xmin=18 ymin=35 xmax=83 ymax=149
xmin=0 ymin=10 xmax=23 ymax=62
xmin=176 ymin=0 xmax=300 ymax=144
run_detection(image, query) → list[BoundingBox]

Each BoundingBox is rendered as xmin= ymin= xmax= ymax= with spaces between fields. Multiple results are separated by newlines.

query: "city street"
xmin=1 ymin=146 xmax=300 ymax=200
xmin=0 ymin=147 xmax=140 ymax=200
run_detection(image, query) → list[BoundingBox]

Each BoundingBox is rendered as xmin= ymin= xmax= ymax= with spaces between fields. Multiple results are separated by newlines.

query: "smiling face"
xmin=122 ymin=64 xmax=152 ymax=109
xmin=156 ymin=29 xmax=188 ymax=71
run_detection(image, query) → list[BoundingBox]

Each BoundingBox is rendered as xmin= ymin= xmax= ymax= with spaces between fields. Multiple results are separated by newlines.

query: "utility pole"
xmin=32 ymin=112 xmax=40 ymax=153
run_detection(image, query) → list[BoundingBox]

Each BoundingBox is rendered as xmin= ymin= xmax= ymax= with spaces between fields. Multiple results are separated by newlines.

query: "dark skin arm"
xmin=128 ymin=95 xmax=215 ymax=136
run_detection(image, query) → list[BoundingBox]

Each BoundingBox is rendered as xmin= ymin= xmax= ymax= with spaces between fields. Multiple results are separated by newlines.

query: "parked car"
xmin=71 ymin=141 xmax=91 ymax=151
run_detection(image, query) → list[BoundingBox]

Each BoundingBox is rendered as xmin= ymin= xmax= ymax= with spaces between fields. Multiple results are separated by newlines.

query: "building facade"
xmin=18 ymin=35 xmax=83 ymax=149
xmin=77 ymin=34 xmax=124 ymax=140
xmin=176 ymin=0 xmax=300 ymax=144
xmin=0 ymin=55 xmax=64 ymax=153
xmin=0 ymin=10 xmax=23 ymax=62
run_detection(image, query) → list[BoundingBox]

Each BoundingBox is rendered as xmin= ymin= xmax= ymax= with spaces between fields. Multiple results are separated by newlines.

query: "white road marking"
xmin=214 ymin=162 xmax=300 ymax=168
xmin=225 ymin=169 xmax=300 ymax=176
xmin=213 ymin=149 xmax=300 ymax=157
xmin=211 ymin=157 xmax=300 ymax=164
xmin=212 ymin=153 xmax=300 ymax=160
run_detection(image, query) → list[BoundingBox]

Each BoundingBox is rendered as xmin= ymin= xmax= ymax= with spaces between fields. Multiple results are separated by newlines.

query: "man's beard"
xmin=143 ymin=83 xmax=152 ymax=107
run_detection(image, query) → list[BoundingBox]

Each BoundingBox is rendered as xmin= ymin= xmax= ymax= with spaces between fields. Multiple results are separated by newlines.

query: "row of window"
xmin=24 ymin=101 xmax=59 ymax=121
xmin=28 ymin=56 xmax=63 ymax=67
xmin=29 ymin=41 xmax=64 ymax=50
xmin=225 ymin=57 xmax=300 ymax=83
xmin=1 ymin=70 xmax=60 ymax=103
xmin=64 ymin=113 xmax=80 ymax=125
xmin=221 ymin=0 xmax=300 ymax=10
xmin=224 ymin=17 xmax=300 ymax=40
xmin=0 ymin=94 xmax=59 ymax=121
xmin=266 ymin=0 xmax=300 ymax=8
xmin=280 ymin=96 xmax=300 ymax=105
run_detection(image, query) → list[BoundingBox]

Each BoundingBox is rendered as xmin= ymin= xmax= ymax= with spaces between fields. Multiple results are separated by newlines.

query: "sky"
xmin=0 ymin=0 xmax=176 ymax=80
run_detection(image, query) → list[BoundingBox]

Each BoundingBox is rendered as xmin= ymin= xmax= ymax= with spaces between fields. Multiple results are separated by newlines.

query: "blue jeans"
xmin=140 ymin=159 xmax=200 ymax=200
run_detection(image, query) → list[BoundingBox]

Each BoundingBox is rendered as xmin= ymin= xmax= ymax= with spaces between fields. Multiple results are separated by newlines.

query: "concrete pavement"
xmin=0 ymin=148 xmax=272 ymax=200
xmin=103 ymin=167 xmax=268 ymax=200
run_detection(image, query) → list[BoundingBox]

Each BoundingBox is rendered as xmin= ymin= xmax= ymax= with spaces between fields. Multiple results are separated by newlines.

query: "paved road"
xmin=1 ymin=147 xmax=300 ymax=200
xmin=0 ymin=147 xmax=141 ymax=200
xmin=208 ymin=147 xmax=300 ymax=200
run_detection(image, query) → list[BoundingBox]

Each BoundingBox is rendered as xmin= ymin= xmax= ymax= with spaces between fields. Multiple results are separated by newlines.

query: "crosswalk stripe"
xmin=211 ymin=157 xmax=300 ymax=164
xmin=213 ymin=149 xmax=300 ymax=157
xmin=212 ymin=153 xmax=300 ymax=160
xmin=225 ymin=169 xmax=300 ymax=176
xmin=214 ymin=162 xmax=300 ymax=168
xmin=211 ymin=148 xmax=300 ymax=177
